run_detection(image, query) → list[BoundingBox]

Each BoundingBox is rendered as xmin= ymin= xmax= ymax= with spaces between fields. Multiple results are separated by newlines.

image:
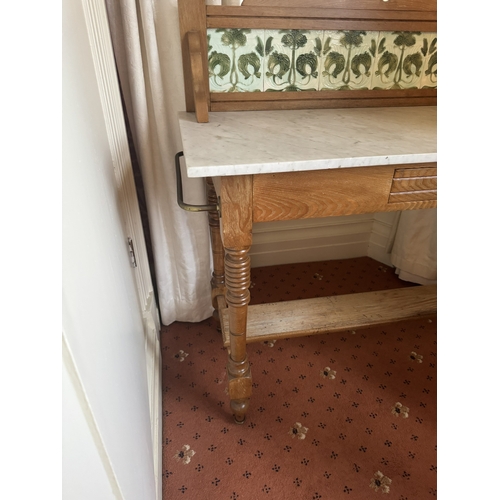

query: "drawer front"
xmin=389 ymin=164 xmax=437 ymax=204
xmin=252 ymin=163 xmax=438 ymax=223
xmin=253 ymin=166 xmax=396 ymax=222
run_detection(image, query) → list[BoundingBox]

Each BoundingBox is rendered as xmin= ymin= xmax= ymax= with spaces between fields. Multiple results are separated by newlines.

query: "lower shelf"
xmin=221 ymin=285 xmax=436 ymax=347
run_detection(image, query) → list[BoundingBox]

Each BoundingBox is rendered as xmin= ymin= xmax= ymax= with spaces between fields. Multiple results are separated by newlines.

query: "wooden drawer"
xmin=389 ymin=164 xmax=437 ymax=204
xmin=251 ymin=163 xmax=437 ymax=223
xmin=253 ymin=166 xmax=396 ymax=222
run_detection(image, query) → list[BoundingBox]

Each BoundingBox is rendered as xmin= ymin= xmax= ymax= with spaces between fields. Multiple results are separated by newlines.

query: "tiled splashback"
xmin=207 ymin=29 xmax=437 ymax=92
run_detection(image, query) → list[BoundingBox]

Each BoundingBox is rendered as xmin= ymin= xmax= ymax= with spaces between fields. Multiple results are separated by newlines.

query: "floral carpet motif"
xmin=162 ymin=257 xmax=437 ymax=499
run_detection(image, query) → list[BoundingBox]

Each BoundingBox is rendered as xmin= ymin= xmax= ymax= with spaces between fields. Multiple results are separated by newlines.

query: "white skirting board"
xmin=250 ymin=212 xmax=398 ymax=268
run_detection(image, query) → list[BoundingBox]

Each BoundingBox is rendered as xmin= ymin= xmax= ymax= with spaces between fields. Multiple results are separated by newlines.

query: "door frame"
xmin=80 ymin=0 xmax=162 ymax=497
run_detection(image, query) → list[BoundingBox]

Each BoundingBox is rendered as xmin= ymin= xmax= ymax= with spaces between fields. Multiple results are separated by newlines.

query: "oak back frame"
xmin=178 ymin=0 xmax=437 ymax=122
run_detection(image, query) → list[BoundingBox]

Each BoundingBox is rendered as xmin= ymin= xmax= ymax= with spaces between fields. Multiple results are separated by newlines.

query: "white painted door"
xmin=63 ymin=0 xmax=161 ymax=498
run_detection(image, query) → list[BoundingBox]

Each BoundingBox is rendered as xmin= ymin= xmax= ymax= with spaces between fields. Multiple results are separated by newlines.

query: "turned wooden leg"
xmin=225 ymin=246 xmax=252 ymax=424
xmin=206 ymin=178 xmax=225 ymax=329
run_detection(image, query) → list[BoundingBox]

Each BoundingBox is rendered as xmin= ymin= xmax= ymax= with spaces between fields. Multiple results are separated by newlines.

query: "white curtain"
xmin=105 ymin=0 xmax=213 ymax=325
xmin=389 ymin=208 xmax=437 ymax=286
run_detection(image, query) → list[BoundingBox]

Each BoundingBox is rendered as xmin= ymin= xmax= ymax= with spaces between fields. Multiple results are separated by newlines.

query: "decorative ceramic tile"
xmin=319 ymin=30 xmax=380 ymax=90
xmin=207 ymin=28 xmax=264 ymax=92
xmin=206 ymin=29 xmax=437 ymax=93
xmin=371 ymin=31 xmax=427 ymax=90
xmin=419 ymin=33 xmax=437 ymax=89
xmin=263 ymin=29 xmax=323 ymax=92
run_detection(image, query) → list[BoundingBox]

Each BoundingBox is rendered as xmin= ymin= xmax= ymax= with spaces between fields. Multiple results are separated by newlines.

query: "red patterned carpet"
xmin=161 ymin=257 xmax=437 ymax=499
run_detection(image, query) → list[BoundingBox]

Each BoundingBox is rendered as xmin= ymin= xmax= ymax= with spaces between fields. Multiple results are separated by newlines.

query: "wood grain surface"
xmin=178 ymin=0 xmax=209 ymax=113
xmin=187 ymin=31 xmax=209 ymax=123
xmin=241 ymin=0 xmax=436 ymax=10
xmin=221 ymin=284 xmax=437 ymax=345
xmin=253 ymin=167 xmax=396 ymax=222
xmin=219 ymin=175 xmax=254 ymax=247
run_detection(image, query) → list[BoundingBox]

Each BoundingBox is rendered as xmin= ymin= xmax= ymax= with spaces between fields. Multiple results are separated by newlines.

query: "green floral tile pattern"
xmin=419 ymin=32 xmax=438 ymax=89
xmin=372 ymin=31 xmax=424 ymax=89
xmin=320 ymin=30 xmax=379 ymax=90
xmin=208 ymin=29 xmax=264 ymax=92
xmin=207 ymin=29 xmax=437 ymax=92
xmin=263 ymin=29 xmax=323 ymax=91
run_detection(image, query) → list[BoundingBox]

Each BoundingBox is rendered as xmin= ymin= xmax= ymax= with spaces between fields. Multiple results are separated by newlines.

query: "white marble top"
xmin=178 ymin=106 xmax=436 ymax=178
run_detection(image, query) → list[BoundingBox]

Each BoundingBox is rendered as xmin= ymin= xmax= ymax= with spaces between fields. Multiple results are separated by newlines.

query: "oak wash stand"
xmin=176 ymin=0 xmax=437 ymax=423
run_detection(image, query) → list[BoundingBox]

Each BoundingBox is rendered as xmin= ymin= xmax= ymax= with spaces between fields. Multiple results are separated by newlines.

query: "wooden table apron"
xmin=205 ymin=162 xmax=436 ymax=423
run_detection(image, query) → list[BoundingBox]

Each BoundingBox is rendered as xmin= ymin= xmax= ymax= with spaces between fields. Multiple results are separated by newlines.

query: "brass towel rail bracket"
xmin=175 ymin=151 xmax=220 ymax=214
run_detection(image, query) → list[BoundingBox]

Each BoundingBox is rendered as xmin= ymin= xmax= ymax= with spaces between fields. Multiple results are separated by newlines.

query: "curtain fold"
xmin=390 ymin=208 xmax=437 ymax=286
xmin=105 ymin=0 xmax=213 ymax=325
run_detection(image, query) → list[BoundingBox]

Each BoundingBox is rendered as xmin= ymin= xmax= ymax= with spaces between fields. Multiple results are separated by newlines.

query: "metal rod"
xmin=175 ymin=151 xmax=219 ymax=213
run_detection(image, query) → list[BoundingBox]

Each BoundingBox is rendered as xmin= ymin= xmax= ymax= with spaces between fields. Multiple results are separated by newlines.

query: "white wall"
xmin=250 ymin=212 xmax=398 ymax=268
xmin=62 ymin=0 xmax=156 ymax=497
xmin=62 ymin=341 xmax=120 ymax=499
